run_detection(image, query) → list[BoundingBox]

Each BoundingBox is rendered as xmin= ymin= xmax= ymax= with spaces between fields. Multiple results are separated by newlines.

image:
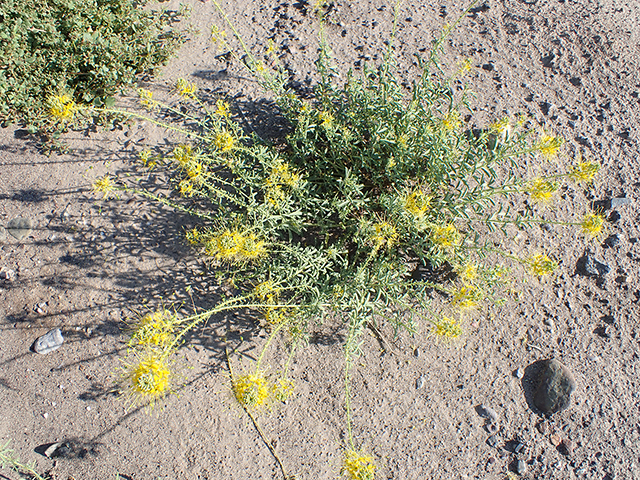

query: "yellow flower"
xmin=456 ymin=57 xmax=472 ymax=76
xmin=451 ymin=285 xmax=483 ymax=310
xmin=369 ymin=221 xmax=399 ymax=250
xmin=267 ymin=160 xmax=301 ymax=189
xmin=185 ymin=227 xmax=200 ymax=245
xmin=122 ymin=351 xmax=173 ymax=409
xmin=342 ymin=449 xmax=376 ymax=480
xmin=272 ymin=378 xmax=295 ymax=402
xmin=404 ymin=190 xmax=431 ymax=218
xmin=214 ymin=131 xmax=235 ymax=152
xmin=137 ymin=88 xmax=157 ymax=110
xmin=186 ymin=162 xmax=203 ymax=179
xmin=178 ymin=179 xmax=194 ymax=197
xmin=263 ymin=306 xmax=287 ymax=325
xmin=526 ymin=178 xmax=558 ymax=203
xmin=524 ymin=253 xmax=558 ymax=276
xmin=175 ymin=78 xmax=197 ymax=98
xmin=47 ymin=94 xmax=76 ymax=121
xmin=455 ymin=262 xmax=478 ymax=284
xmin=239 ymin=232 xmax=267 ymax=260
xmin=172 ymin=145 xmax=195 ymax=165
xmin=580 ymin=212 xmax=606 ymax=239
xmin=92 ymin=175 xmax=115 ymax=199
xmin=432 ymin=316 xmax=462 ymax=339
xmin=232 ymin=372 xmax=271 ymax=409
xmin=569 ymin=161 xmax=600 ymax=183
xmin=535 ymin=133 xmax=563 ymax=158
xmin=265 ymin=185 xmax=286 ymax=208
xmin=129 ymin=310 xmax=177 ymax=348
xmin=215 ymin=99 xmax=230 ymax=117
xmin=442 ymin=110 xmax=461 ymax=130
xmin=430 ymin=224 xmax=460 ymax=249
xmin=318 ymin=110 xmax=334 ymax=128
xmin=211 ymin=25 xmax=227 ymax=44
xmin=139 ymin=149 xmax=157 ymax=169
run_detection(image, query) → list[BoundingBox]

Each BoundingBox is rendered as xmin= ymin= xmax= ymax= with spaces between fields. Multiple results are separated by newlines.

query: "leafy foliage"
xmin=0 ymin=0 xmax=187 ymax=129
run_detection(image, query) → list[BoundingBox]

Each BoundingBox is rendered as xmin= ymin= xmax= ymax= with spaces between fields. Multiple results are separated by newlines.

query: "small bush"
xmin=0 ymin=0 xmax=187 ymax=130
xmin=80 ymin=2 xmax=602 ymax=477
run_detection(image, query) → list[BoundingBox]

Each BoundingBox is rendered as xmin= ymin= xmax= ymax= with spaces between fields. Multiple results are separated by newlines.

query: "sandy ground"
xmin=1 ymin=0 xmax=640 ymax=479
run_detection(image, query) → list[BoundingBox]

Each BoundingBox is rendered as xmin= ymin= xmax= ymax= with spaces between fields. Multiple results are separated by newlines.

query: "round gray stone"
xmin=7 ymin=217 xmax=35 ymax=240
xmin=533 ymin=359 xmax=576 ymax=415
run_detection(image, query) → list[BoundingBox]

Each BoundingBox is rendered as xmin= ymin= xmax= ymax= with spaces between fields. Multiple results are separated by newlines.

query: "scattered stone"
xmin=603 ymin=234 xmax=620 ymax=249
xmin=514 ymin=441 xmax=525 ymax=454
xmin=33 ymin=328 xmax=64 ymax=354
xmin=0 ymin=226 xmax=6 ymax=243
xmin=485 ymin=422 xmax=499 ymax=434
xmin=476 ymin=404 xmax=498 ymax=423
xmin=514 ymin=368 xmax=524 ymax=379
xmin=550 ymin=433 xmax=562 ymax=447
xmin=559 ymin=438 xmax=574 ymax=456
xmin=533 ymin=359 xmax=576 ymax=415
xmin=413 ymin=347 xmax=420 ymax=358
xmin=416 ymin=375 xmax=425 ymax=389
xmin=610 ymin=197 xmax=631 ymax=209
xmin=580 ymin=255 xmax=610 ymax=277
xmin=44 ymin=441 xmax=73 ymax=459
xmin=7 ymin=217 xmax=35 ymax=240
xmin=486 ymin=434 xmax=499 ymax=447
xmin=0 ymin=269 xmax=16 ymax=282
xmin=536 ymin=420 xmax=548 ymax=434
xmin=515 ymin=459 xmax=527 ymax=475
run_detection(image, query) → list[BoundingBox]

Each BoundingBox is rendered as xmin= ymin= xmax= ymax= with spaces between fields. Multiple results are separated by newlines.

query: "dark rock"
xmin=476 ymin=404 xmax=498 ymax=423
xmin=486 ymin=434 xmax=499 ymax=447
xmin=603 ymin=234 xmax=620 ymax=249
xmin=578 ymin=255 xmax=610 ymax=277
xmin=533 ymin=359 xmax=576 ymax=415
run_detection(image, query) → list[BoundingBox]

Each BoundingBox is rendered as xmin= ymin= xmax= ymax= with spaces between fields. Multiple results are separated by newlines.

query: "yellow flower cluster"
xmin=342 ymin=449 xmax=376 ymax=480
xmin=441 ymin=110 xmax=461 ymax=131
xmin=569 ymin=161 xmax=600 ymax=183
xmin=526 ymin=178 xmax=558 ymax=203
xmin=318 ymin=110 xmax=334 ymax=128
xmin=48 ymin=94 xmax=76 ymax=121
xmin=175 ymin=78 xmax=197 ymax=98
xmin=368 ymin=221 xmax=399 ymax=250
xmin=129 ymin=310 xmax=177 ymax=349
xmin=122 ymin=350 xmax=173 ymax=409
xmin=450 ymin=285 xmax=483 ymax=310
xmin=430 ymin=224 xmax=460 ymax=249
xmin=214 ymin=131 xmax=235 ymax=152
xmin=432 ymin=316 xmax=462 ymax=339
xmin=215 ymin=99 xmax=230 ymax=117
xmin=580 ymin=212 xmax=606 ymax=239
xmin=203 ymin=229 xmax=267 ymax=263
xmin=455 ymin=262 xmax=478 ymax=284
xmin=404 ymin=190 xmax=431 ymax=218
xmin=92 ymin=175 xmax=115 ymax=199
xmin=233 ymin=372 xmax=271 ymax=409
xmin=535 ymin=133 xmax=563 ymax=158
xmin=137 ymin=88 xmax=157 ymax=110
xmin=524 ymin=253 xmax=558 ymax=276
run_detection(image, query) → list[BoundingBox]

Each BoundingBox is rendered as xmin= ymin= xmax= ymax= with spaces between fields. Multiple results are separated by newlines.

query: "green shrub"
xmin=80 ymin=2 xmax=602 ymax=477
xmin=0 ymin=0 xmax=187 ymax=130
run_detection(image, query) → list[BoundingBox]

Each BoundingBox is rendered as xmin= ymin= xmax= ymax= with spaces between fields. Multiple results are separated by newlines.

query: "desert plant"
xmin=72 ymin=1 xmax=603 ymax=477
xmin=0 ymin=0 xmax=187 ymax=132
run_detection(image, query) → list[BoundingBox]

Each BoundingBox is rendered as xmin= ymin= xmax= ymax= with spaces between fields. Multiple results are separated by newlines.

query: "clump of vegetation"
xmin=0 ymin=0 xmax=187 ymax=131
xmin=70 ymin=1 xmax=603 ymax=477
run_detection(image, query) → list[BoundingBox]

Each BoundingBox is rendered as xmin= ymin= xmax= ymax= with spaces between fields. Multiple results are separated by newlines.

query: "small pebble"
xmin=7 ymin=217 xmax=35 ymax=240
xmin=416 ymin=375 xmax=426 ymax=389
xmin=550 ymin=433 xmax=562 ymax=447
xmin=0 ymin=226 xmax=6 ymax=243
xmin=485 ymin=422 xmax=499 ymax=434
xmin=34 ymin=328 xmax=64 ymax=354
xmin=0 ymin=269 xmax=16 ymax=282
xmin=486 ymin=434 xmax=499 ymax=447
xmin=560 ymin=438 xmax=574 ymax=456
xmin=516 ymin=459 xmax=527 ymax=475
xmin=477 ymin=404 xmax=498 ymax=423
xmin=43 ymin=412 xmax=49 ymax=419
xmin=515 ymin=368 xmax=524 ymax=379
xmin=603 ymin=234 xmax=620 ymax=248
xmin=414 ymin=347 xmax=420 ymax=358
xmin=514 ymin=442 xmax=525 ymax=454
xmin=610 ymin=197 xmax=631 ymax=209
